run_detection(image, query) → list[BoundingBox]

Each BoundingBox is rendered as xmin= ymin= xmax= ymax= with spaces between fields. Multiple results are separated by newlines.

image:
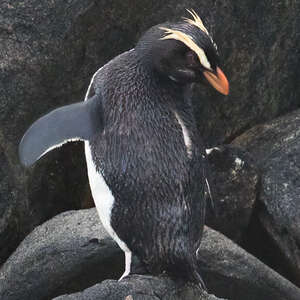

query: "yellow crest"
xmin=183 ymin=9 xmax=209 ymax=35
xmin=159 ymin=9 xmax=217 ymax=70
xmin=184 ymin=9 xmax=216 ymax=49
xmin=159 ymin=27 xmax=212 ymax=70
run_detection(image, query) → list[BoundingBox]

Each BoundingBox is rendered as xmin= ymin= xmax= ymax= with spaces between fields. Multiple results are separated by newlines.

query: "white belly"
xmin=84 ymin=141 xmax=129 ymax=252
xmin=83 ymin=64 xmax=132 ymax=253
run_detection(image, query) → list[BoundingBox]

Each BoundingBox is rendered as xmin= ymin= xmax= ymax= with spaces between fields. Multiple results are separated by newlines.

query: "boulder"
xmin=54 ymin=275 xmax=226 ymax=300
xmin=1 ymin=208 xmax=300 ymax=300
xmin=191 ymin=1 xmax=300 ymax=146
xmin=205 ymin=145 xmax=259 ymax=242
xmin=0 ymin=0 xmax=96 ymax=264
xmin=198 ymin=227 xmax=300 ymax=300
xmin=0 ymin=142 xmax=19 ymax=265
xmin=0 ymin=209 xmax=123 ymax=300
xmin=232 ymin=109 xmax=300 ymax=286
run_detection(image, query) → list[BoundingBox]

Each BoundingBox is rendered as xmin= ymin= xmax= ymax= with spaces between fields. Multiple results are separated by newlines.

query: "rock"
xmin=198 ymin=227 xmax=300 ymax=300
xmin=0 ymin=0 xmax=97 ymax=265
xmin=1 ymin=0 xmax=300 ymax=265
xmin=191 ymin=1 xmax=300 ymax=146
xmin=0 ymin=143 xmax=20 ymax=265
xmin=0 ymin=209 xmax=123 ymax=300
xmin=1 ymin=208 xmax=300 ymax=300
xmin=54 ymin=275 xmax=226 ymax=300
xmin=205 ymin=145 xmax=259 ymax=242
xmin=232 ymin=109 xmax=300 ymax=286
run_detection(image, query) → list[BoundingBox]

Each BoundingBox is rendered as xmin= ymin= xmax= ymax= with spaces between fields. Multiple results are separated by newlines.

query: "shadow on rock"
xmin=233 ymin=108 xmax=300 ymax=287
xmin=205 ymin=145 xmax=259 ymax=242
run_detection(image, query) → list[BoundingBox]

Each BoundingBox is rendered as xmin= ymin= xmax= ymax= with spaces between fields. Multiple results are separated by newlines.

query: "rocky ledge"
xmin=1 ymin=208 xmax=300 ymax=300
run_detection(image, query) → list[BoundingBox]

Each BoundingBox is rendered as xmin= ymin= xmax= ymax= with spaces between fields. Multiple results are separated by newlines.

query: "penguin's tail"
xmin=188 ymin=258 xmax=207 ymax=291
xmin=191 ymin=268 xmax=207 ymax=290
xmin=165 ymin=253 xmax=207 ymax=291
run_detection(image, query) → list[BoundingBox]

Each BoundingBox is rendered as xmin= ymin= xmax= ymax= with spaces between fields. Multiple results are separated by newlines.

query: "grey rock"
xmin=205 ymin=145 xmax=259 ymax=242
xmin=232 ymin=108 xmax=300 ymax=286
xmin=1 ymin=0 xmax=300 ymax=265
xmin=198 ymin=227 xmax=300 ymax=300
xmin=0 ymin=208 xmax=123 ymax=300
xmin=1 ymin=208 xmax=300 ymax=300
xmin=0 ymin=0 xmax=98 ymax=264
xmin=190 ymin=1 xmax=300 ymax=146
xmin=54 ymin=275 xmax=226 ymax=300
xmin=0 ymin=144 xmax=20 ymax=264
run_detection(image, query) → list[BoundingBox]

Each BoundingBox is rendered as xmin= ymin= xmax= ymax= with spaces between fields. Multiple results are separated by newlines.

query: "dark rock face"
xmin=0 ymin=144 xmax=18 ymax=264
xmin=2 ymin=208 xmax=300 ymax=300
xmin=54 ymin=275 xmax=226 ymax=300
xmin=232 ymin=109 xmax=300 ymax=286
xmin=191 ymin=1 xmax=300 ymax=146
xmin=205 ymin=145 xmax=259 ymax=242
xmin=1 ymin=0 xmax=300 ymax=266
xmin=0 ymin=0 xmax=97 ymax=264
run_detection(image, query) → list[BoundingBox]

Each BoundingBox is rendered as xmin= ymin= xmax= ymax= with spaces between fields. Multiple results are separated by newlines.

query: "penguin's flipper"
xmin=19 ymin=94 xmax=103 ymax=167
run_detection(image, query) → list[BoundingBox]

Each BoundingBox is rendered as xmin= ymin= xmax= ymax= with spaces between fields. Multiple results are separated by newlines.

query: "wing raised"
xmin=19 ymin=93 xmax=103 ymax=167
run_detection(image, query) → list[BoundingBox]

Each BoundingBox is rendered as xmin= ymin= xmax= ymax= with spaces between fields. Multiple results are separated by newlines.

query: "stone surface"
xmin=205 ymin=145 xmax=259 ymax=242
xmin=0 ymin=0 xmax=97 ymax=265
xmin=190 ymin=1 xmax=300 ymax=146
xmin=54 ymin=275 xmax=226 ymax=300
xmin=1 ymin=0 xmax=300 ymax=264
xmin=198 ymin=227 xmax=300 ymax=300
xmin=232 ymin=109 xmax=300 ymax=286
xmin=1 ymin=208 xmax=300 ymax=300
xmin=0 ymin=143 xmax=20 ymax=265
xmin=0 ymin=209 xmax=123 ymax=300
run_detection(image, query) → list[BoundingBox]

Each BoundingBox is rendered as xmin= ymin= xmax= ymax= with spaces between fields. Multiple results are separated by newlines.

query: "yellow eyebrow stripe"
xmin=183 ymin=9 xmax=217 ymax=50
xmin=159 ymin=27 xmax=212 ymax=70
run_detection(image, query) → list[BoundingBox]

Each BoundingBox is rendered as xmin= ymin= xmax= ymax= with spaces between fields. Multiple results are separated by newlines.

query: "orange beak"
xmin=203 ymin=67 xmax=229 ymax=95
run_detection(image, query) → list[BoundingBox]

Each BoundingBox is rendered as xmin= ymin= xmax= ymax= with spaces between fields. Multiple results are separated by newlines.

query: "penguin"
xmin=19 ymin=9 xmax=229 ymax=289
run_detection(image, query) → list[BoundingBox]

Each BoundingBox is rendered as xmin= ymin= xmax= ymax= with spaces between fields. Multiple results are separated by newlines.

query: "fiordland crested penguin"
xmin=19 ymin=10 xmax=229 ymax=289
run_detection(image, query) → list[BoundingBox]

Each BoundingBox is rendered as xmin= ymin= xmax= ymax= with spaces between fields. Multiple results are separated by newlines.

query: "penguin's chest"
xmin=92 ymin=110 xmax=203 ymax=203
xmin=85 ymin=109 xmax=204 ymax=251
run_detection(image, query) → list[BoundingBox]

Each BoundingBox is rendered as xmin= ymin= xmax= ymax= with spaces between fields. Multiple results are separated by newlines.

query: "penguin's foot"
xmin=119 ymin=251 xmax=132 ymax=281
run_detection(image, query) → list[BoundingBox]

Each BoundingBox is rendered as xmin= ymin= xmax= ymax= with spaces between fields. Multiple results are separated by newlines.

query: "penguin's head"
xmin=136 ymin=10 xmax=229 ymax=95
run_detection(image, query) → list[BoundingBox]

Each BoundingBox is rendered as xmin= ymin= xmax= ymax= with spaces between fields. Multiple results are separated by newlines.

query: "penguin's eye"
xmin=185 ymin=51 xmax=198 ymax=68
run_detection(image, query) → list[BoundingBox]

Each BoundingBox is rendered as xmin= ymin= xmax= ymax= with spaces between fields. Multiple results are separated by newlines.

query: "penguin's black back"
xmin=89 ymin=49 xmax=206 ymax=279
